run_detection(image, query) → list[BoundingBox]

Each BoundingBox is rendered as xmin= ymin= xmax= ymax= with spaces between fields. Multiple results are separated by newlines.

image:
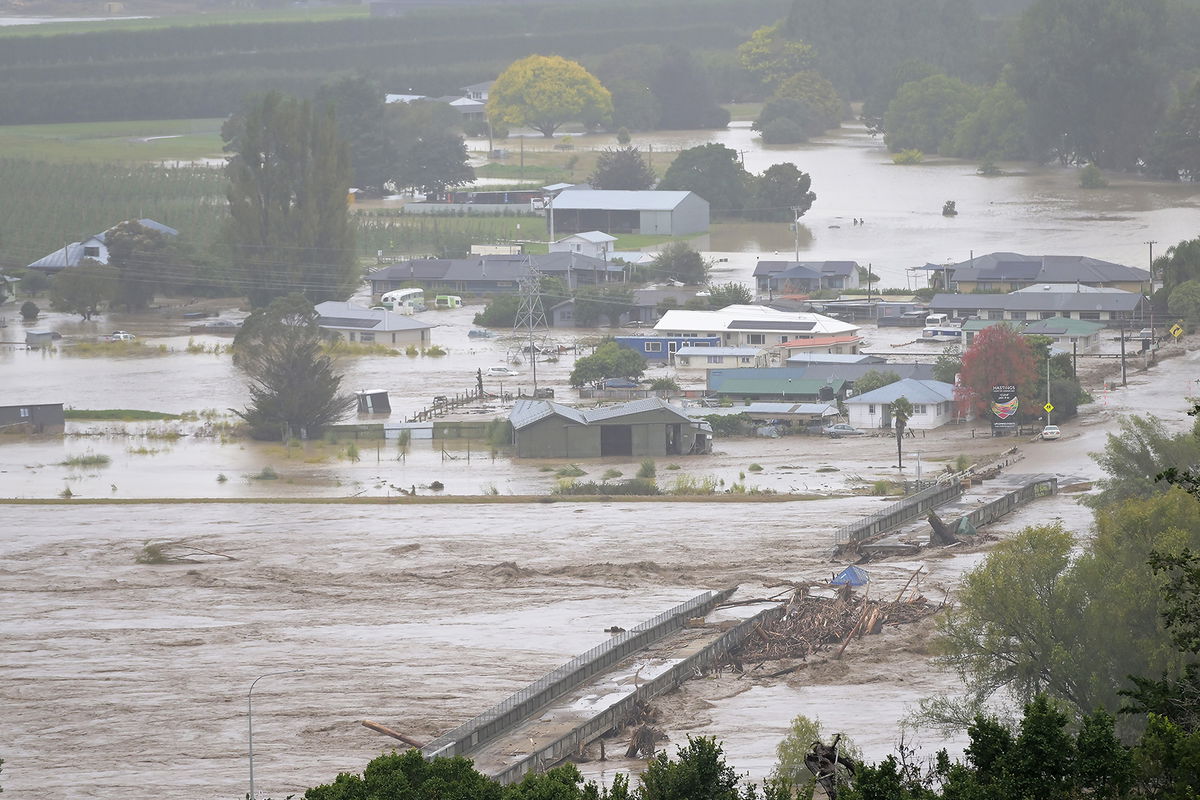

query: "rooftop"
xmin=948 ymin=252 xmax=1149 ymax=284
xmin=314 ymin=301 xmax=434 ymax=332
xmin=846 ymin=378 xmax=956 ymax=405
xmin=551 ymin=189 xmax=702 ymax=212
xmin=655 ymin=305 xmax=860 ymax=336
xmin=509 ymin=397 xmax=698 ymax=430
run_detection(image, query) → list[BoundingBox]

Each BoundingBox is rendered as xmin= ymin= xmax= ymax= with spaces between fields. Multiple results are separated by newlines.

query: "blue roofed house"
xmin=844 ymin=378 xmax=958 ymax=431
xmin=27 ymin=219 xmax=179 ymax=274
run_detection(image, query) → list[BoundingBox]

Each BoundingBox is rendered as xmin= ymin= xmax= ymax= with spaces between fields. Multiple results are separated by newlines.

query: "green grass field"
xmin=0 ymin=119 xmax=225 ymax=163
xmin=0 ymin=6 xmax=368 ymax=38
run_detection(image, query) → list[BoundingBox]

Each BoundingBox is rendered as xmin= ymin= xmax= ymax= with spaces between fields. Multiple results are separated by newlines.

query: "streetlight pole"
xmin=248 ymin=669 xmax=303 ymax=800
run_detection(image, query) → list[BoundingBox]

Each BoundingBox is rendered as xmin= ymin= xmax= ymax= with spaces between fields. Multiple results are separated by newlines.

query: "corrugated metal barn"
xmin=509 ymin=398 xmax=712 ymax=459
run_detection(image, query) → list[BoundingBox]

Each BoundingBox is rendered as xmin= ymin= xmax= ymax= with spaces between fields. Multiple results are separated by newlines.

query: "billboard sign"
xmin=990 ymin=385 xmax=1019 ymax=420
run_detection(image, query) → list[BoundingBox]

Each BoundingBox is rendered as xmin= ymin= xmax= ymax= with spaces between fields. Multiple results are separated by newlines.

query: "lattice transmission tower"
xmin=511 ymin=262 xmax=550 ymax=391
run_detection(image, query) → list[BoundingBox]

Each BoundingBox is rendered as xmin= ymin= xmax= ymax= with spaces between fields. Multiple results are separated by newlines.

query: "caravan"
xmin=434 ymin=294 xmax=463 ymax=309
xmin=379 ymin=288 xmax=426 ymax=314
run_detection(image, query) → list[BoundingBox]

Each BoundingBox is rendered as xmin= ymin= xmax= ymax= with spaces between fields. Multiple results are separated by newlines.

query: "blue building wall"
xmin=614 ymin=335 xmax=721 ymax=362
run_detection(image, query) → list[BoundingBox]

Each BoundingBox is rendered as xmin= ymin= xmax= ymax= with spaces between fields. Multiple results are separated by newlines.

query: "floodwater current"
xmin=3 ymin=119 xmax=1200 ymax=799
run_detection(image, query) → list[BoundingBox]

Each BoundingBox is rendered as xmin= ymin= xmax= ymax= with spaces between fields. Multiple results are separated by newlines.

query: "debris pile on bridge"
xmin=731 ymin=584 xmax=939 ymax=665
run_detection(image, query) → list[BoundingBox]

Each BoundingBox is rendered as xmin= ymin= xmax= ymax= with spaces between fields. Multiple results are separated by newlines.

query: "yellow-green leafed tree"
xmin=488 ymin=54 xmax=612 ymax=137
xmin=737 ymin=23 xmax=814 ymax=90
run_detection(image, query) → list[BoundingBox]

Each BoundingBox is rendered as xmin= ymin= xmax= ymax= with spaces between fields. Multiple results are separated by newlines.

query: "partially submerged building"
xmin=314 ymin=301 xmax=433 ymax=347
xmin=0 ymin=402 xmax=65 ymax=434
xmin=843 ymin=379 xmax=958 ymax=430
xmin=509 ymin=398 xmax=712 ymax=458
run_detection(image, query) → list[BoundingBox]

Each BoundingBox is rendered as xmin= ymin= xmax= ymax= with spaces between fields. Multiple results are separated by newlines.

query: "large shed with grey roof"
xmin=509 ymin=398 xmax=712 ymax=458
xmin=548 ymin=190 xmax=709 ymax=236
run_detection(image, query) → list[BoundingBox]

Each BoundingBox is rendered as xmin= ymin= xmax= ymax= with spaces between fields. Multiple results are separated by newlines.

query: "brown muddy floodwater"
xmin=4 ymin=119 xmax=1200 ymax=798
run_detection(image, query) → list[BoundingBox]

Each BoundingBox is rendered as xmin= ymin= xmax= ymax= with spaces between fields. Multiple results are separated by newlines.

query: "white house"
xmin=672 ymin=345 xmax=767 ymax=374
xmin=844 ymin=378 xmax=958 ymax=431
xmin=314 ymin=301 xmax=434 ymax=347
xmin=655 ymin=305 xmax=861 ymax=348
xmin=549 ymin=230 xmax=618 ymax=262
xmin=27 ymin=218 xmax=178 ymax=274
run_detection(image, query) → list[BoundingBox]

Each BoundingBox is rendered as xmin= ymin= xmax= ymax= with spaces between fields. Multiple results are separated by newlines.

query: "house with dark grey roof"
xmin=27 ymin=219 xmax=178 ymax=274
xmin=367 ymin=253 xmax=623 ymax=296
xmin=549 ymin=190 xmax=709 ymax=236
xmin=930 ymin=287 xmax=1147 ymax=325
xmin=314 ymin=301 xmax=433 ymax=347
xmin=752 ymin=260 xmax=861 ymax=295
xmin=944 ymin=252 xmax=1150 ymax=294
xmin=509 ymin=397 xmax=712 ymax=458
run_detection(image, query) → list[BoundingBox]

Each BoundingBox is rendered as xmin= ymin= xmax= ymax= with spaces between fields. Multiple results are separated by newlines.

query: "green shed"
xmin=509 ymin=398 xmax=713 ymax=459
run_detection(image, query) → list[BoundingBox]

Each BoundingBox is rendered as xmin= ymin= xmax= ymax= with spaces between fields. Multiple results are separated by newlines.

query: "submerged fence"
xmin=421 ymin=587 xmax=736 ymax=761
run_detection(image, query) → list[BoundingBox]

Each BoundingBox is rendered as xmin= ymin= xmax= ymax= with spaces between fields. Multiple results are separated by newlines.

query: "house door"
xmin=666 ymin=424 xmax=681 ymax=455
xmin=668 ymin=341 xmax=678 ymax=354
xmin=600 ymin=425 xmax=633 ymax=456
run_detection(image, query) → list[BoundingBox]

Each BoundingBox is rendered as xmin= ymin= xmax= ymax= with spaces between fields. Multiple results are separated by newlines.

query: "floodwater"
xmin=0 ymin=16 xmax=151 ymax=26
xmin=473 ymin=121 xmax=1200 ymax=289
xmin=5 ymin=118 xmax=1200 ymax=798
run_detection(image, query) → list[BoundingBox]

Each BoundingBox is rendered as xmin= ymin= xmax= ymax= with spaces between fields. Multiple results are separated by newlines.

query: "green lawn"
xmin=723 ymin=102 xmax=765 ymax=122
xmin=0 ymin=6 xmax=368 ymax=38
xmin=0 ymin=119 xmax=225 ymax=163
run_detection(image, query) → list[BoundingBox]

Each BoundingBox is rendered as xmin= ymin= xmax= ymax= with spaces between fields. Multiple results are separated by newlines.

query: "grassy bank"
xmin=64 ymin=409 xmax=183 ymax=421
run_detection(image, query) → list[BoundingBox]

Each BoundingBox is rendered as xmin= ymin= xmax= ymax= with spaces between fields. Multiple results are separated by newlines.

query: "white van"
xmin=435 ymin=295 xmax=463 ymax=309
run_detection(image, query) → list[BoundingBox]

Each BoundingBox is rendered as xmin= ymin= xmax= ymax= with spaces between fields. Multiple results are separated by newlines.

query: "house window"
xmin=693 ymin=341 xmax=709 ymax=347
xmin=740 ymin=356 xmax=753 ymax=364
xmin=678 ymin=357 xmax=690 ymax=366
xmin=780 ymin=335 xmax=789 ymax=343
xmin=978 ymin=282 xmax=995 ymax=291
xmin=868 ymin=404 xmax=876 ymax=414
xmin=707 ymin=355 xmax=723 ymax=364
xmin=645 ymin=342 xmax=663 ymax=352
xmin=1041 ymin=312 xmax=1058 ymax=319
xmin=914 ymin=404 xmax=927 ymax=414
xmin=1079 ymin=311 xmax=1100 ymax=320
xmin=359 ymin=332 xmax=375 ymax=343
xmin=987 ymin=310 xmax=1004 ymax=320
xmin=347 ymin=332 xmax=356 ymax=342
xmin=83 ymin=246 xmax=100 ymax=257
xmin=747 ymin=334 xmax=765 ymax=345
xmin=19 ymin=407 xmax=30 ymax=418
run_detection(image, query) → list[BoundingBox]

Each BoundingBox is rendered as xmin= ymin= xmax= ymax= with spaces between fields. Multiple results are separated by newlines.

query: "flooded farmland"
xmin=4 ymin=118 xmax=1200 ymax=799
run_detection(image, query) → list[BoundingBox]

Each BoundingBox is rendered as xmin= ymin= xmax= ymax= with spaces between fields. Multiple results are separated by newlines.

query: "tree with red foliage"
xmin=955 ymin=323 xmax=1039 ymax=421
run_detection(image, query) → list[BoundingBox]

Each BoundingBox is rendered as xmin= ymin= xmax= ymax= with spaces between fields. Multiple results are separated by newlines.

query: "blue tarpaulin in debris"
xmin=831 ymin=565 xmax=870 ymax=586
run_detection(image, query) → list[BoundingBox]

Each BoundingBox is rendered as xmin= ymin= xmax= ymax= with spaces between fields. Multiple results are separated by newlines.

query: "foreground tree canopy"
xmin=488 ymin=55 xmax=612 ymax=137
xmin=232 ymin=294 xmax=353 ymax=441
xmin=223 ymin=90 xmax=358 ymax=307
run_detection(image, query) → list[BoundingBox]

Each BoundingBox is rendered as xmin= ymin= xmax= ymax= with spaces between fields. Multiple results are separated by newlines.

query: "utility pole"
xmin=1045 ymin=352 xmax=1052 ymax=426
xmin=790 ymin=207 xmax=804 ymax=262
xmin=1145 ymin=239 xmax=1157 ymax=284
xmin=1120 ymin=317 xmax=1127 ymax=387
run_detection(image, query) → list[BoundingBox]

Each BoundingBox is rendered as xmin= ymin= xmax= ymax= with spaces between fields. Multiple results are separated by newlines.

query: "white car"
xmin=485 ymin=366 xmax=522 ymax=377
xmin=107 ymin=331 xmax=136 ymax=342
xmin=1040 ymin=425 xmax=1062 ymax=441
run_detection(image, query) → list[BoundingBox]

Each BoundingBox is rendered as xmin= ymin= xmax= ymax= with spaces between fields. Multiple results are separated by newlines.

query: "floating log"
xmin=361 ymin=719 xmax=426 ymax=749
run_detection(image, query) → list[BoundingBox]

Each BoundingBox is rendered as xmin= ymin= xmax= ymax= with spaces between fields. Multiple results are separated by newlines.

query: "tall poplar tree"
xmin=223 ymin=91 xmax=358 ymax=307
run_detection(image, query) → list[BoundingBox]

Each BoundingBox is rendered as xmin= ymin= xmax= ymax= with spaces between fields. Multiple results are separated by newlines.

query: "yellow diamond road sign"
xmin=1044 ymin=403 xmax=1054 ymax=413
xmin=1171 ymin=323 xmax=1184 ymax=338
